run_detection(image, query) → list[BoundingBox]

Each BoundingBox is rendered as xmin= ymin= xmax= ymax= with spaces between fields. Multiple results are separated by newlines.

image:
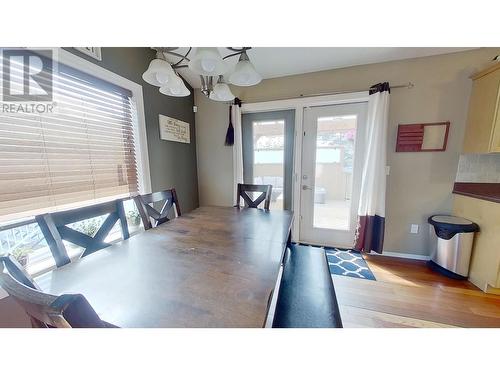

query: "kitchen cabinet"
xmin=452 ymin=194 xmax=500 ymax=294
xmin=463 ymin=63 xmax=500 ymax=153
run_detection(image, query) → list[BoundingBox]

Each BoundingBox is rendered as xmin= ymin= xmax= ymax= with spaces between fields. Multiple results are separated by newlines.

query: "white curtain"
xmin=232 ymin=104 xmax=244 ymax=204
xmin=354 ymin=82 xmax=390 ymax=253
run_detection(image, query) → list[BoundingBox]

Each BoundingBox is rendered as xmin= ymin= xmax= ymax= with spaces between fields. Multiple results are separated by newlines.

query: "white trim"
xmin=370 ymin=251 xmax=431 ymax=261
xmin=296 ymin=241 xmax=431 ymax=261
xmin=231 ymin=105 xmax=243 ymax=203
xmin=241 ymin=91 xmax=369 ymax=242
xmin=241 ymin=91 xmax=369 ymax=114
xmin=291 ymin=107 xmax=303 ymax=241
xmin=55 ymin=48 xmax=152 ymax=194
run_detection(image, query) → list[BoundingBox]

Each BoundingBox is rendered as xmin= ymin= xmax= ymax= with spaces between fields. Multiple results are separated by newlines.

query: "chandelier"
xmin=142 ymin=47 xmax=261 ymax=101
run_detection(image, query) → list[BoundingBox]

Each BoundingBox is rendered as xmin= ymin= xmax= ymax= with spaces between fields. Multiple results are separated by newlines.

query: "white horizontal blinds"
xmin=0 ymin=56 xmax=138 ymax=222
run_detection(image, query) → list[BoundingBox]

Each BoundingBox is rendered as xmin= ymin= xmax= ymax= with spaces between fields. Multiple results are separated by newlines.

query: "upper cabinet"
xmin=463 ymin=63 xmax=500 ymax=153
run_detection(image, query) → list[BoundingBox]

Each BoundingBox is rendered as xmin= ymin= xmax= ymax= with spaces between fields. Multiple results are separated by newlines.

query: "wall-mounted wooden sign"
xmin=396 ymin=121 xmax=450 ymax=152
xmin=159 ymin=114 xmax=190 ymax=144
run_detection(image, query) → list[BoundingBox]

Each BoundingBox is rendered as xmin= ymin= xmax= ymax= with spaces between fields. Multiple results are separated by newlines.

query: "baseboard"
xmin=485 ymin=285 xmax=500 ymax=295
xmin=296 ymin=241 xmax=431 ymax=261
xmin=370 ymin=251 xmax=431 ymax=261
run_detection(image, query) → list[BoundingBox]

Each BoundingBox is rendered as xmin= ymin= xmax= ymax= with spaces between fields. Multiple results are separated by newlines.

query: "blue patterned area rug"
xmin=298 ymin=243 xmax=376 ymax=281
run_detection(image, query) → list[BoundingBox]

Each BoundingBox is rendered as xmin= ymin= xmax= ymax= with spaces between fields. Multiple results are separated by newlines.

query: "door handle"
xmin=302 ymin=185 xmax=312 ymax=191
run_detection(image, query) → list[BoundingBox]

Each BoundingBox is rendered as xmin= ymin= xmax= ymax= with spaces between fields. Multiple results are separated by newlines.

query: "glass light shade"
xmin=229 ymin=59 xmax=262 ymax=86
xmin=159 ymin=75 xmax=190 ymax=97
xmin=211 ymin=82 xmax=235 ymax=101
xmin=142 ymin=59 xmax=175 ymax=87
xmin=188 ymin=48 xmax=227 ymax=76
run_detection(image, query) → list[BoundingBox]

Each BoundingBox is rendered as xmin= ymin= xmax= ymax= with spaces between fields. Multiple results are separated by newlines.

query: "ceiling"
xmin=163 ymin=47 xmax=476 ymax=89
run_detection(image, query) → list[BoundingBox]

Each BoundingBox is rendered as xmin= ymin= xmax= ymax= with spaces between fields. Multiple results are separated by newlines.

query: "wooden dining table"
xmin=35 ymin=206 xmax=293 ymax=328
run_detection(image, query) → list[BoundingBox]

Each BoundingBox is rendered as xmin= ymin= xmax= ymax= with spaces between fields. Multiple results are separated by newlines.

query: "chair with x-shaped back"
xmin=133 ymin=188 xmax=181 ymax=230
xmin=236 ymin=183 xmax=273 ymax=210
xmin=0 ymin=254 xmax=39 ymax=291
xmin=0 ymin=258 xmax=116 ymax=328
xmin=36 ymin=199 xmax=129 ymax=267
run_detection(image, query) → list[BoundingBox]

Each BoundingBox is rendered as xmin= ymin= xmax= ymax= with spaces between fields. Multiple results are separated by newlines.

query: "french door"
xmin=299 ymin=102 xmax=367 ymax=248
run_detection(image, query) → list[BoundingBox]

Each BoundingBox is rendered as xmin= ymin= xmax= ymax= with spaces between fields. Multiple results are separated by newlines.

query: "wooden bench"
xmin=272 ymin=244 xmax=343 ymax=328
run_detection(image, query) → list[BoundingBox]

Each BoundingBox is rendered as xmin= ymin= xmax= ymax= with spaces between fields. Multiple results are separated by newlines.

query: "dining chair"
xmin=0 ymin=263 xmax=115 ymax=328
xmin=0 ymin=255 xmax=39 ymax=290
xmin=133 ymin=188 xmax=181 ymax=230
xmin=236 ymin=183 xmax=273 ymax=210
xmin=36 ymin=199 xmax=129 ymax=267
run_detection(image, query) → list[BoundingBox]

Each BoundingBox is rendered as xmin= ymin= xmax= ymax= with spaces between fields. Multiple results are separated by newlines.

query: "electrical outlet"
xmin=410 ymin=224 xmax=419 ymax=234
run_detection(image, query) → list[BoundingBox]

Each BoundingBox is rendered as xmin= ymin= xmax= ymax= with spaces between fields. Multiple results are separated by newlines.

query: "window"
xmin=0 ymin=50 xmax=147 ymax=275
xmin=252 ymin=120 xmax=285 ymax=210
xmin=0 ymin=54 xmax=139 ymax=223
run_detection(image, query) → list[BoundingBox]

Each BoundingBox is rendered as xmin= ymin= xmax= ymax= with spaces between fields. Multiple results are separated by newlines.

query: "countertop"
xmin=453 ymin=182 xmax=500 ymax=204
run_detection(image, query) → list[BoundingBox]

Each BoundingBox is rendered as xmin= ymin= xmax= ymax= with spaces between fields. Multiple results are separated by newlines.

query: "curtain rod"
xmin=237 ymin=82 xmax=414 ymax=104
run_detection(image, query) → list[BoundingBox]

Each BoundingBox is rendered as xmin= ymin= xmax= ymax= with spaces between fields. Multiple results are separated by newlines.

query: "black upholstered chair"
xmin=133 ymin=188 xmax=181 ymax=230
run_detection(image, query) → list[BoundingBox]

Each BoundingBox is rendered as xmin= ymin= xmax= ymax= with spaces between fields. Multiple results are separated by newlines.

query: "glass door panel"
xmin=242 ymin=110 xmax=295 ymax=211
xmin=253 ymin=119 xmax=285 ymax=210
xmin=313 ymin=115 xmax=357 ymax=230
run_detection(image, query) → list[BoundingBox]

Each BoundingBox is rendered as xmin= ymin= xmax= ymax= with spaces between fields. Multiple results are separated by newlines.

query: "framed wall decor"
xmin=396 ymin=121 xmax=450 ymax=152
xmin=158 ymin=114 xmax=190 ymax=144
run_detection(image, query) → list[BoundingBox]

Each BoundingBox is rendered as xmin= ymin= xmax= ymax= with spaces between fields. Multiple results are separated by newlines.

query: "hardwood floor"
xmin=333 ymin=255 xmax=500 ymax=328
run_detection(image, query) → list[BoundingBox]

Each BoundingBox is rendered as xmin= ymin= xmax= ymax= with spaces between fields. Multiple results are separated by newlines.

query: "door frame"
xmin=241 ymin=91 xmax=369 ymax=242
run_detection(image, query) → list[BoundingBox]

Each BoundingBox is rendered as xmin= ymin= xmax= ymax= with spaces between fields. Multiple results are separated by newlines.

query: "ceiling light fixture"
xmin=229 ymin=51 xmax=262 ymax=86
xmin=143 ymin=47 xmax=261 ymax=101
xmin=142 ymin=54 xmax=176 ymax=87
xmin=209 ymin=76 xmax=235 ymax=102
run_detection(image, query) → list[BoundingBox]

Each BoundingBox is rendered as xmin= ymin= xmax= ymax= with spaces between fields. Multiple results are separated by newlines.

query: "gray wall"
xmin=64 ymin=48 xmax=199 ymax=213
xmin=195 ymin=48 xmax=500 ymax=257
xmin=0 ymin=48 xmax=199 ymax=327
xmin=195 ymin=92 xmax=234 ymax=206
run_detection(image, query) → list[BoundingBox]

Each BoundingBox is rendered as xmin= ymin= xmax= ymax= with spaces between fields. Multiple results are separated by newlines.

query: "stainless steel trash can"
xmin=428 ymin=215 xmax=479 ymax=279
